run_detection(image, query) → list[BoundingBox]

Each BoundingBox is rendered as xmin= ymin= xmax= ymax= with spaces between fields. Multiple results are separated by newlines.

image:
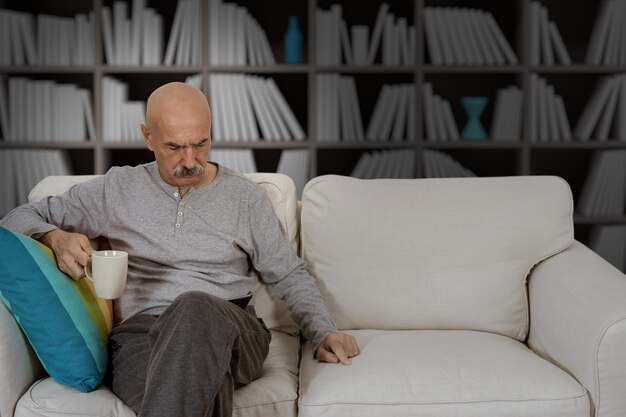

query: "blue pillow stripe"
xmin=0 ymin=228 xmax=102 ymax=392
xmin=18 ymin=234 xmax=108 ymax=377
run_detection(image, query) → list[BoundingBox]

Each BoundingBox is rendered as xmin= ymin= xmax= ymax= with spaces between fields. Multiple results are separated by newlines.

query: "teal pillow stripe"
xmin=0 ymin=227 xmax=108 ymax=392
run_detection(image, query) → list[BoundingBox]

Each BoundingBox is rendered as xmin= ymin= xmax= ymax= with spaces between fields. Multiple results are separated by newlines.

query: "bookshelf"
xmin=1 ymin=0 xmax=626 ymax=270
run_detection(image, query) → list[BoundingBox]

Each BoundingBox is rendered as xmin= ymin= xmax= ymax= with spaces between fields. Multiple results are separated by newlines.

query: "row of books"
xmin=574 ymin=74 xmax=626 ymax=142
xmin=0 ymin=149 xmax=71 ymax=217
xmin=102 ymin=77 xmax=145 ymax=142
xmin=577 ymin=150 xmax=626 ymax=217
xmin=589 ymin=225 xmax=626 ymax=273
xmin=366 ymin=84 xmax=416 ymax=141
xmin=209 ymin=0 xmax=275 ymax=66
xmin=351 ymin=149 xmax=415 ymax=179
xmin=586 ymin=0 xmax=626 ymax=66
xmin=527 ymin=74 xmax=572 ymax=142
xmin=0 ymin=8 xmax=94 ymax=66
xmin=529 ymin=2 xmax=571 ymax=66
xmin=209 ymin=73 xmax=304 ymax=142
xmin=316 ymin=74 xmax=362 ymax=141
xmin=490 ymin=86 xmax=523 ymax=141
xmin=316 ymin=3 xmax=415 ymax=66
xmin=423 ymin=6 xmax=517 ymax=66
xmin=209 ymin=148 xmax=309 ymax=198
xmin=422 ymin=149 xmax=475 ymax=178
xmin=101 ymin=0 xmax=165 ymax=66
xmin=0 ymin=76 xmax=94 ymax=142
xmin=422 ymin=83 xmax=459 ymax=142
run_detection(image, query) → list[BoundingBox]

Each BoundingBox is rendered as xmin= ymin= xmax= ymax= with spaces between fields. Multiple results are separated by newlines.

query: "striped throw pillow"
xmin=0 ymin=227 xmax=112 ymax=392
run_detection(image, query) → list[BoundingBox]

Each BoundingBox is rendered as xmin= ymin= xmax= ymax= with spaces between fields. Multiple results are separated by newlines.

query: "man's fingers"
xmin=331 ymin=344 xmax=351 ymax=365
xmin=318 ymin=348 xmax=339 ymax=364
xmin=78 ymin=236 xmax=93 ymax=256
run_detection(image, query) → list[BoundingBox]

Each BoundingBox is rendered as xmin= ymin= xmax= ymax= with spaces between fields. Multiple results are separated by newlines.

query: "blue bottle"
xmin=284 ymin=16 xmax=303 ymax=64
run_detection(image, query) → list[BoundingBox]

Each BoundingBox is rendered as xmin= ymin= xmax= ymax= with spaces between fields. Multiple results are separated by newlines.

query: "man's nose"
xmin=182 ymin=147 xmax=195 ymax=167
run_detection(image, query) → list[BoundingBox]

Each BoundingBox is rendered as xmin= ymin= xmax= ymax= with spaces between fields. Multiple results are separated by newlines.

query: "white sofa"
xmin=1 ymin=173 xmax=626 ymax=417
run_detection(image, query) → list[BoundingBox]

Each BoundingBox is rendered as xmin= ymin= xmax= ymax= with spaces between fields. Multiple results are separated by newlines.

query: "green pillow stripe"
xmin=0 ymin=227 xmax=111 ymax=392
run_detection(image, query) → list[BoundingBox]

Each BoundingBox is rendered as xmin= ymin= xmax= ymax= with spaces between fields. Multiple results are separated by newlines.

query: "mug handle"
xmin=84 ymin=265 xmax=93 ymax=281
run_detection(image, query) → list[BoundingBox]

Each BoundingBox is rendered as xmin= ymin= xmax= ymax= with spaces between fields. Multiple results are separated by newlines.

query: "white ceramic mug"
xmin=84 ymin=250 xmax=128 ymax=299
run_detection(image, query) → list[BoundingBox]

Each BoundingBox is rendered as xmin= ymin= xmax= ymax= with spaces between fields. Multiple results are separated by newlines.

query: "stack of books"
xmin=316 ymin=74 xmax=364 ymax=141
xmin=0 ymin=8 xmax=94 ymax=66
xmin=577 ymin=150 xmax=626 ymax=217
xmin=0 ymin=149 xmax=71 ymax=216
xmin=316 ymin=3 xmax=415 ymax=66
xmin=574 ymin=74 xmax=626 ymax=141
xmin=102 ymin=77 xmax=146 ymax=142
xmin=0 ymin=76 xmax=94 ymax=142
xmin=588 ymin=224 xmax=626 ymax=273
xmin=422 ymin=82 xmax=460 ymax=142
xmin=101 ymin=0 xmax=165 ymax=66
xmin=585 ymin=0 xmax=626 ymax=66
xmin=208 ymin=73 xmax=304 ymax=142
xmin=527 ymin=74 xmax=572 ymax=142
xmin=210 ymin=149 xmax=257 ymax=173
xmin=529 ymin=2 xmax=571 ymax=65
xmin=490 ymin=85 xmax=523 ymax=141
xmin=422 ymin=150 xmax=475 ymax=178
xmin=366 ymin=84 xmax=415 ymax=141
xmin=276 ymin=149 xmax=309 ymax=198
xmin=209 ymin=0 xmax=275 ymax=66
xmin=423 ymin=6 xmax=517 ymax=66
xmin=350 ymin=149 xmax=415 ymax=179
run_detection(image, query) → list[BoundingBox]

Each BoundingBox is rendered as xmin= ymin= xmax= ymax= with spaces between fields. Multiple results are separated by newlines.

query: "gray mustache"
xmin=173 ymin=165 xmax=204 ymax=177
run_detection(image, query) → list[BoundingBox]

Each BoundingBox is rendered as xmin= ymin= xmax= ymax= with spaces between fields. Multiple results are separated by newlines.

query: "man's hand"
xmin=40 ymin=229 xmax=93 ymax=280
xmin=316 ymin=332 xmax=360 ymax=365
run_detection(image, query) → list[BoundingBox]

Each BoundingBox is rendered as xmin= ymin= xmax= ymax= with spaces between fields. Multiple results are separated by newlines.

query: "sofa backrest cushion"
xmin=300 ymin=175 xmax=574 ymax=340
xmin=28 ymin=172 xmax=299 ymax=335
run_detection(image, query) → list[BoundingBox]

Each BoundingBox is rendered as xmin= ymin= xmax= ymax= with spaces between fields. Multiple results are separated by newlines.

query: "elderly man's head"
xmin=141 ymin=82 xmax=213 ymax=190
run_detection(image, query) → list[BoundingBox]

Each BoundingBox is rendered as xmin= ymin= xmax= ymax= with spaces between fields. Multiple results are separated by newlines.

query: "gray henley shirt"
xmin=0 ymin=162 xmax=337 ymax=351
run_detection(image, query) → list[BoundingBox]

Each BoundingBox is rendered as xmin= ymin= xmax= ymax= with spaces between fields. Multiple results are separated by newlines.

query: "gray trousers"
xmin=109 ymin=291 xmax=272 ymax=417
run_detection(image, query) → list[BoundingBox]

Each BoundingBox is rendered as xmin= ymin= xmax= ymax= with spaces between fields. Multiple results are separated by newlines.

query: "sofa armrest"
xmin=0 ymin=302 xmax=44 ymax=417
xmin=528 ymin=240 xmax=626 ymax=417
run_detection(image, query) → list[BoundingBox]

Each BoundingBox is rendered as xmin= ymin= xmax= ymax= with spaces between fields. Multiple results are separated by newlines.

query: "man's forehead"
xmin=163 ymin=137 xmax=210 ymax=146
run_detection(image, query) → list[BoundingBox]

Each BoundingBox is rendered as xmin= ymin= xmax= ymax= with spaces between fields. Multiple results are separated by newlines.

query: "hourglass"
xmin=461 ymin=96 xmax=488 ymax=140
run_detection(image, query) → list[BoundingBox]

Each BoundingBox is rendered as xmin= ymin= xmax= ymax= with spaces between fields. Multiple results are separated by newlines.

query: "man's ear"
xmin=141 ymin=124 xmax=154 ymax=151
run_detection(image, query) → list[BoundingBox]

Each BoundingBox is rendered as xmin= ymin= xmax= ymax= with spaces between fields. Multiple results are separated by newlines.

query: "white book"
xmin=511 ymin=88 xmax=524 ymax=141
xmin=484 ymin=11 xmax=518 ymax=65
xmin=350 ymin=152 xmax=371 ymax=178
xmin=466 ymin=9 xmax=494 ymax=66
xmin=209 ymin=0 xmax=221 ymax=65
xmin=339 ymin=77 xmax=353 ymax=141
xmin=315 ymin=74 xmax=325 ymax=141
xmin=442 ymin=98 xmax=459 ymax=141
xmin=86 ymin=12 xmax=95 ymax=65
xmin=9 ymin=12 xmax=25 ymax=66
xmin=555 ymin=95 xmax=572 ymax=141
xmin=591 ymin=152 xmax=613 ymax=216
xmin=130 ymin=0 xmax=145 ymax=65
xmin=100 ymin=7 xmax=116 ymax=65
xmin=0 ymin=150 xmax=14 ymax=216
xmin=208 ymin=75 xmax=222 ymax=141
xmin=266 ymin=78 xmax=304 ymax=141
xmin=75 ymin=14 xmax=85 ymax=65
xmin=378 ymin=85 xmax=399 ymax=140
xmin=537 ymin=77 xmax=549 ymax=141
xmin=257 ymin=17 xmax=276 ymax=65
xmin=490 ymin=88 xmax=506 ymax=140
xmin=549 ymin=21 xmax=572 ymax=65
xmin=575 ymin=76 xmax=615 ymax=141
xmin=475 ymin=10 xmax=504 ymax=65
xmin=164 ymin=0 xmax=185 ymax=65
xmin=113 ymin=2 xmax=127 ymax=65
xmin=433 ymin=95 xmax=448 ymax=141
xmin=432 ymin=8 xmax=454 ymax=66
xmin=442 ymin=8 xmax=465 ymax=65
xmin=352 ymin=25 xmax=369 ymax=65
xmin=546 ymin=85 xmax=560 ymax=140
xmin=14 ymin=150 xmax=30 ymax=205
xmin=391 ymin=85 xmax=408 ymax=141
xmin=397 ymin=17 xmax=409 ymax=66
xmin=233 ymin=6 xmax=245 ymax=66
xmin=539 ymin=6 xmax=554 ymax=65
xmin=423 ymin=7 xmax=442 ymax=65
xmin=0 ymin=11 xmax=11 ymax=66
xmin=595 ymin=78 xmax=619 ymax=141
xmin=603 ymin=1 xmax=622 ymax=65
xmin=243 ymin=13 xmax=256 ymax=66
xmin=263 ymin=78 xmax=290 ymax=140
xmin=406 ymin=85 xmax=416 ymax=141
xmin=237 ymin=74 xmax=259 ymax=141
xmin=501 ymin=89 xmax=517 ymax=141
xmin=247 ymin=76 xmax=275 ymax=140
xmin=176 ymin=0 xmax=192 ymax=66
xmin=189 ymin=1 xmax=201 ymax=66
xmin=367 ymin=3 xmax=389 ymax=64
xmin=422 ymin=82 xmax=437 ymax=141
xmin=330 ymin=5 xmax=342 ymax=65
xmin=0 ymin=76 xmax=9 ymax=139
xmin=577 ymin=151 xmax=605 ymax=215
xmin=222 ymin=75 xmax=239 ymax=140
xmin=19 ymin=12 xmax=37 ymax=65
xmin=618 ymin=75 xmax=626 ymax=141
xmin=382 ymin=14 xmax=394 ymax=66
xmin=366 ymin=85 xmax=390 ymax=140
xmin=340 ymin=19 xmax=354 ymax=65
xmin=315 ymin=9 xmax=324 ymax=65
xmin=452 ymin=8 xmax=474 ymax=65
xmin=347 ymin=77 xmax=365 ymax=141
xmin=530 ymin=2 xmax=541 ymax=65
xmin=527 ymin=74 xmax=538 ymax=141
xmin=459 ymin=8 xmax=482 ymax=65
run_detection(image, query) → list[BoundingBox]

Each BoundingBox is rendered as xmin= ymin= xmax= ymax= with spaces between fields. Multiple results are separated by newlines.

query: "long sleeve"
xmin=247 ymin=193 xmax=338 ymax=353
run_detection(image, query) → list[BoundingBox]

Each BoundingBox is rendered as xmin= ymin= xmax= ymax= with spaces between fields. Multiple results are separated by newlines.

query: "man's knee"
xmin=169 ymin=291 xmax=233 ymax=325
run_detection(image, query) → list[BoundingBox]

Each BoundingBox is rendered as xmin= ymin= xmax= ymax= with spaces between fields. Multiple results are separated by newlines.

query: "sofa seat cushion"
xmin=15 ymin=331 xmax=299 ymax=417
xmin=301 ymin=175 xmax=574 ymax=340
xmin=299 ymin=330 xmax=589 ymax=417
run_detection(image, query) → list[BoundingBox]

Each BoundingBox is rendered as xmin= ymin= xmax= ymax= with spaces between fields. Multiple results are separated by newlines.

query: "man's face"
xmin=143 ymin=112 xmax=212 ymax=189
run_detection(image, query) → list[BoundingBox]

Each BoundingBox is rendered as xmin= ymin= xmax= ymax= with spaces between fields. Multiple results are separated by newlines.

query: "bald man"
xmin=0 ymin=82 xmax=359 ymax=417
